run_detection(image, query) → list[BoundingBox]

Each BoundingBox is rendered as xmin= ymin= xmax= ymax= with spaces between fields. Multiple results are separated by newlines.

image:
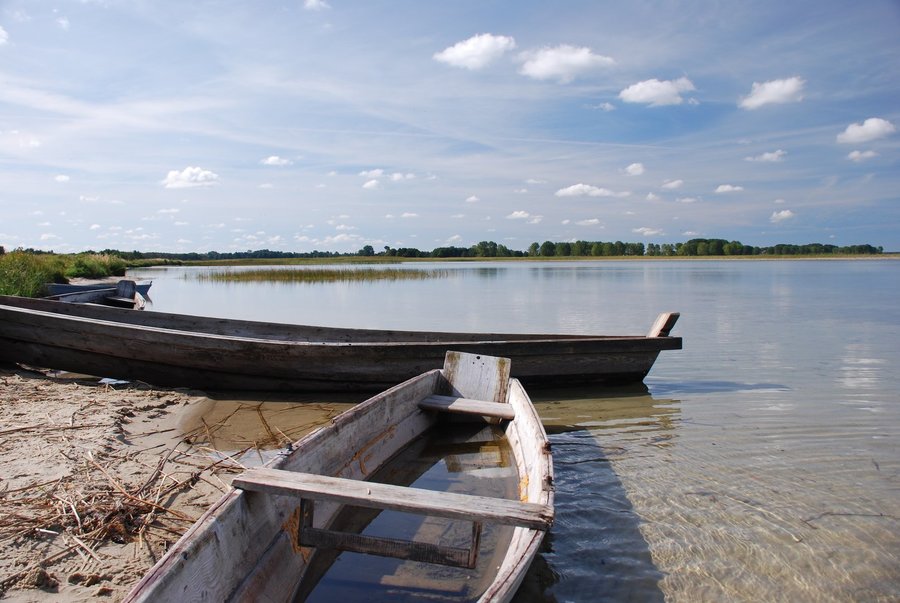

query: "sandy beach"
xmin=0 ymin=364 xmax=317 ymax=602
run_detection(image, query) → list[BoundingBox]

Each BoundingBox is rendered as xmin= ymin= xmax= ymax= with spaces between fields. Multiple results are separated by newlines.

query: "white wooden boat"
xmin=0 ymin=287 xmax=680 ymax=391
xmin=124 ymin=351 xmax=554 ymax=602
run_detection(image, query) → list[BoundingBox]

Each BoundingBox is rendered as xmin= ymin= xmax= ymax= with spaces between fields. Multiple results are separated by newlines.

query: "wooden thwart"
xmin=233 ymin=469 xmax=551 ymax=529
xmin=419 ymin=394 xmax=516 ymax=420
xmin=234 ymin=468 xmax=550 ymax=570
xmin=647 ymin=312 xmax=680 ymax=338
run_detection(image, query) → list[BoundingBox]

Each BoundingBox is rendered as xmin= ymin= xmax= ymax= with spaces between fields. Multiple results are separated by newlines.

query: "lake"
xmin=129 ymin=259 xmax=900 ymax=602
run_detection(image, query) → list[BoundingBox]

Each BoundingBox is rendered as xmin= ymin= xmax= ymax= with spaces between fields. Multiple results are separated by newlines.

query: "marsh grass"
xmin=194 ymin=267 xmax=449 ymax=284
xmin=0 ymin=252 xmax=68 ymax=297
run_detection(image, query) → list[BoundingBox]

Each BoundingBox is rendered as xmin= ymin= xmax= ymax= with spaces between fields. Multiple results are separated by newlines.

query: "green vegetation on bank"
xmin=195 ymin=267 xmax=448 ymax=283
xmin=0 ymin=238 xmax=888 ymax=297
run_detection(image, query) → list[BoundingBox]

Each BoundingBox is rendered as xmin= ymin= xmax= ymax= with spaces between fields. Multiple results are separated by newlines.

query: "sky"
xmin=1 ymin=0 xmax=899 ymax=254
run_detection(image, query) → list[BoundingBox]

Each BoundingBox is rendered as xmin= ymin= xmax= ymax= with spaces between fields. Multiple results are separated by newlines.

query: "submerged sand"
xmin=0 ymin=364 xmax=352 ymax=602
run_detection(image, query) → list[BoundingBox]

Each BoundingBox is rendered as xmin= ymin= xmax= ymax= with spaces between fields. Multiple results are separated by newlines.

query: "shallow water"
xmin=132 ymin=259 xmax=900 ymax=602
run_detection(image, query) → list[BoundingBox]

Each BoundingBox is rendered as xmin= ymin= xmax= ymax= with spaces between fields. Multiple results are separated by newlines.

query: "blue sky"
xmin=1 ymin=0 xmax=898 ymax=254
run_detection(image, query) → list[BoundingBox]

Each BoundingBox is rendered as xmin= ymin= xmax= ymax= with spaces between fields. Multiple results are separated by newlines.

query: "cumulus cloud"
xmin=303 ymin=0 xmax=330 ymax=10
xmin=619 ymin=77 xmax=695 ymax=106
xmin=362 ymin=179 xmax=380 ymax=190
xmin=54 ymin=175 xmax=70 ymax=183
xmin=589 ymin=102 xmax=616 ymax=111
xmin=56 ymin=17 xmax=70 ymax=30
xmin=158 ymin=208 xmax=180 ymax=214
xmin=162 ymin=166 xmax=219 ymax=189
xmin=847 ymin=150 xmax=878 ymax=162
xmin=715 ymin=184 xmax=744 ymax=193
xmin=0 ymin=26 xmax=8 ymax=45
xmin=836 ymin=118 xmax=895 ymax=144
xmin=390 ymin=172 xmax=415 ymax=181
xmin=770 ymin=209 xmax=795 ymax=223
xmin=465 ymin=195 xmax=480 ymax=203
xmin=519 ymin=45 xmax=614 ymax=83
xmin=359 ymin=168 xmax=384 ymax=178
xmin=661 ymin=179 xmax=683 ymax=190
xmin=507 ymin=211 xmax=531 ymax=219
xmin=633 ymin=227 xmax=663 ymax=236
xmin=677 ymin=197 xmax=699 ymax=203
xmin=555 ymin=183 xmax=630 ymax=198
xmin=261 ymin=156 xmax=292 ymax=166
xmin=746 ymin=149 xmax=786 ymax=162
xmin=433 ymin=33 xmax=516 ymax=70
xmin=625 ymin=162 xmax=645 ymax=176
xmin=646 ymin=192 xmax=661 ymax=201
xmin=576 ymin=218 xmax=601 ymax=226
xmin=401 ymin=212 xmax=418 ymax=218
xmin=739 ymin=77 xmax=805 ymax=109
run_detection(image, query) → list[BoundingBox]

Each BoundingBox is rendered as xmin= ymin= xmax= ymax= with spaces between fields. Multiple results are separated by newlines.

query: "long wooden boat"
xmin=125 ymin=351 xmax=554 ymax=602
xmin=45 ymin=279 xmax=147 ymax=309
xmin=0 ymin=289 xmax=680 ymax=391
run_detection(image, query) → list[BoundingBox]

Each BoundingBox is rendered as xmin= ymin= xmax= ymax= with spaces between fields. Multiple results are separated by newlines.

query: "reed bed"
xmin=193 ymin=267 xmax=449 ymax=283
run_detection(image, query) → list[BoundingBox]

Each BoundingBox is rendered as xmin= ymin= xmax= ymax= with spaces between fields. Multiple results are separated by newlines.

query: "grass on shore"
xmin=193 ymin=267 xmax=449 ymax=283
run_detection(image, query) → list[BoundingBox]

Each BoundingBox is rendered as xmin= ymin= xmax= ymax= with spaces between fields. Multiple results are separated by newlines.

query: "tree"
xmin=357 ymin=245 xmax=375 ymax=256
xmin=555 ymin=242 xmax=571 ymax=256
xmin=539 ymin=241 xmax=556 ymax=256
xmin=528 ymin=242 xmax=540 ymax=256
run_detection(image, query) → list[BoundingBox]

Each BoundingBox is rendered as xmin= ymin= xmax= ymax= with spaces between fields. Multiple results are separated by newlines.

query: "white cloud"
xmin=433 ymin=33 xmax=516 ymax=70
xmin=646 ymin=192 xmax=661 ymax=201
xmin=89 ymin=224 xmax=100 ymax=230
xmin=390 ymin=172 xmax=415 ymax=181
xmin=770 ymin=209 xmax=795 ymax=223
xmin=303 ymin=0 xmax=330 ymax=10
xmin=0 ymin=26 xmax=8 ymax=45
xmin=162 ymin=166 xmax=219 ymax=189
xmin=619 ymin=77 xmax=695 ymax=106
xmin=54 ymin=174 xmax=70 ymax=183
xmin=401 ymin=212 xmax=418 ymax=218
xmin=335 ymin=224 xmax=357 ymax=231
xmin=774 ymin=198 xmax=786 ymax=204
xmin=362 ymin=179 xmax=380 ymax=190
xmin=519 ymin=45 xmax=614 ymax=83
xmin=715 ymin=184 xmax=744 ymax=193
xmin=633 ymin=227 xmax=663 ymax=236
xmin=836 ymin=118 xmax=895 ymax=144
xmin=528 ymin=215 xmax=543 ymax=224
xmin=261 ymin=155 xmax=292 ymax=166
xmin=576 ymin=218 xmax=601 ymax=226
xmin=158 ymin=208 xmax=180 ymax=214
xmin=555 ymin=183 xmax=630 ymax=197
xmin=677 ymin=197 xmax=699 ymax=203
xmin=590 ymin=102 xmax=616 ymax=111
xmin=506 ymin=211 xmax=531 ymax=219
xmin=847 ymin=150 xmax=878 ymax=162
xmin=746 ymin=149 xmax=786 ymax=162
xmin=661 ymin=179 xmax=683 ymax=190
xmin=514 ymin=188 xmax=528 ymax=193
xmin=739 ymin=77 xmax=805 ymax=109
xmin=465 ymin=195 xmax=480 ymax=203
xmin=359 ymin=168 xmax=384 ymax=178
xmin=40 ymin=233 xmax=59 ymax=241
xmin=525 ymin=178 xmax=547 ymax=185
xmin=625 ymin=162 xmax=645 ymax=176
xmin=446 ymin=235 xmax=463 ymax=243
xmin=56 ymin=17 xmax=70 ymax=30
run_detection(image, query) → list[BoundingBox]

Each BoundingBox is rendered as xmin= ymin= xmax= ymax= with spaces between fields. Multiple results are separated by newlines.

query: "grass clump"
xmin=0 ymin=252 xmax=68 ymax=297
xmin=65 ymin=253 xmax=128 ymax=279
xmin=195 ymin=267 xmax=448 ymax=284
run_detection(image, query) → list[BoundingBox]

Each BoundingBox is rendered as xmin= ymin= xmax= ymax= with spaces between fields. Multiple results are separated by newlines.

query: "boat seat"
xmin=418 ymin=394 xmax=516 ymax=420
xmin=234 ymin=468 xmax=552 ymax=569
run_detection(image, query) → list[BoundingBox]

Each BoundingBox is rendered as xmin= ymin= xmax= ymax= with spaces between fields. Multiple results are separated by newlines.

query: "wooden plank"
xmin=233 ymin=468 xmax=552 ymax=530
xmin=301 ymin=526 xmax=477 ymax=569
xmin=419 ymin=394 xmax=515 ymax=420
xmin=441 ymin=351 xmax=510 ymax=403
xmin=647 ymin=312 xmax=680 ymax=338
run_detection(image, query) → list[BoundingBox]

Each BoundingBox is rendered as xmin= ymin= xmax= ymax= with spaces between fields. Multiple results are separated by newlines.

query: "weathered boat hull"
xmin=45 ymin=280 xmax=152 ymax=297
xmin=125 ymin=352 xmax=554 ymax=602
xmin=0 ymin=294 xmax=680 ymax=391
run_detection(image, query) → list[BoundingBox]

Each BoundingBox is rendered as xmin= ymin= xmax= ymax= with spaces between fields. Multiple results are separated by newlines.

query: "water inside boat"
xmin=299 ymin=422 xmax=519 ymax=602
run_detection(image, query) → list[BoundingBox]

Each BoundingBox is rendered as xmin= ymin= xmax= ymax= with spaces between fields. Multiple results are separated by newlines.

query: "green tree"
xmin=528 ymin=242 xmax=540 ymax=256
xmin=357 ymin=245 xmax=375 ymax=256
xmin=539 ymin=241 xmax=556 ymax=256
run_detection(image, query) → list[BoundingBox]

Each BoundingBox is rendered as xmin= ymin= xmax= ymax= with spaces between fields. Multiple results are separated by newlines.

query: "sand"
xmin=0 ymin=365 xmax=240 ymax=602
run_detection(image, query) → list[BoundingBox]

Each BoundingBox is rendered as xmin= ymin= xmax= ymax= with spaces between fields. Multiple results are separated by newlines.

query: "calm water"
xmin=131 ymin=260 xmax=900 ymax=602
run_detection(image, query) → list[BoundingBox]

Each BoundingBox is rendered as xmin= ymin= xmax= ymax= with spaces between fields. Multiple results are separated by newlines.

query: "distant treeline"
xmin=2 ymin=239 xmax=884 ymax=262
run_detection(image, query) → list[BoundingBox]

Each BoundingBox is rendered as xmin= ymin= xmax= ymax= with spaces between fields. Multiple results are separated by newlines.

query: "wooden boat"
xmin=0 ymin=290 xmax=679 ymax=391
xmin=45 ymin=279 xmax=147 ymax=309
xmin=45 ymin=279 xmax=152 ymax=298
xmin=125 ymin=351 xmax=554 ymax=602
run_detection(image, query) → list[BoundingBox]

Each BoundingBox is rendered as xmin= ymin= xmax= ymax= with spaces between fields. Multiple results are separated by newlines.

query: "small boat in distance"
xmin=0 ymin=290 xmax=680 ymax=391
xmin=44 ymin=279 xmax=147 ymax=309
xmin=125 ymin=351 xmax=554 ymax=603
xmin=45 ymin=280 xmax=152 ymax=298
